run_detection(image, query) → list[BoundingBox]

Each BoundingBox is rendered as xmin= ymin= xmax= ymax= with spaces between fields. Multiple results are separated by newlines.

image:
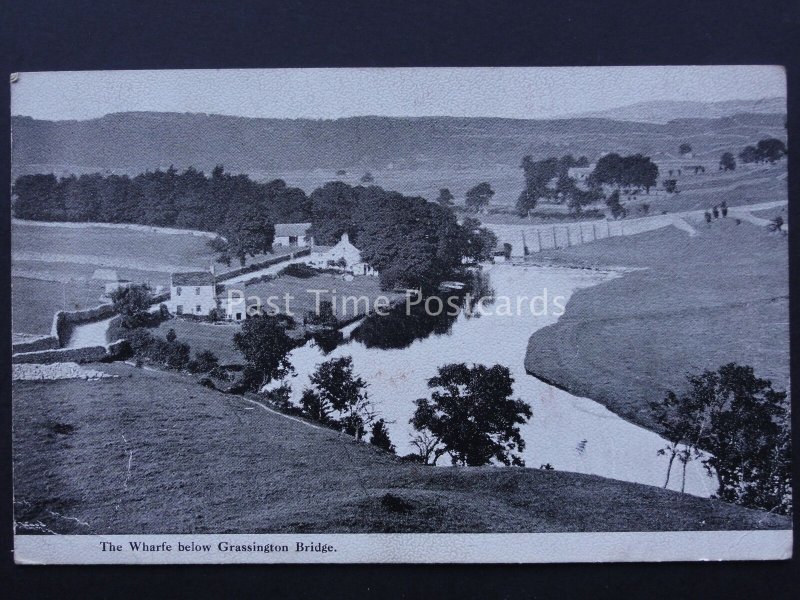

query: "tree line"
xmin=13 ymin=168 xmax=496 ymax=291
xmin=515 ymin=153 xmax=658 ymax=217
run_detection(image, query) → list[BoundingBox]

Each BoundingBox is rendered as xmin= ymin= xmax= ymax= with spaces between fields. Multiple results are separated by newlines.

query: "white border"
xmin=14 ymin=531 xmax=793 ymax=564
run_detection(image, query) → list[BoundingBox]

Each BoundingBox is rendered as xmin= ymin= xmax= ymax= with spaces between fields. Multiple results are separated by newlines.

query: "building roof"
xmin=172 ymin=271 xmax=215 ymax=286
xmin=275 ymin=223 xmax=312 ymax=237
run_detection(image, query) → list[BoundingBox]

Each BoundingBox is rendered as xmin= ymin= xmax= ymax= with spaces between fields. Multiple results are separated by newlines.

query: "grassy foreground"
xmin=13 ymin=363 xmax=788 ymax=534
xmin=526 ymin=218 xmax=789 ymax=431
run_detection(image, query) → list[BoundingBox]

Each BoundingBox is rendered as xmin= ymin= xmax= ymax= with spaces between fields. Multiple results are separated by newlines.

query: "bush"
xmin=278 ymin=262 xmax=320 ymax=279
xmin=187 ymin=350 xmax=220 ymax=374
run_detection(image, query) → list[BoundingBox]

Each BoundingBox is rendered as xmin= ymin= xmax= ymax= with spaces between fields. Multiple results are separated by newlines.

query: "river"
xmin=282 ymin=264 xmax=716 ymax=496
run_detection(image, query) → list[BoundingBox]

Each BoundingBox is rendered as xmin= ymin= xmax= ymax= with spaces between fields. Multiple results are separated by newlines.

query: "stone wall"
xmin=12 ymin=345 xmax=109 ymax=365
xmin=11 ymin=335 xmax=60 ymax=354
xmin=216 ymin=248 xmax=311 ymax=282
xmin=51 ymin=303 xmax=116 ymax=347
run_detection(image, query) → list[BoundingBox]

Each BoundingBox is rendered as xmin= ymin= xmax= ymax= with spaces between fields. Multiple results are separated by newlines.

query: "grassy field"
xmin=526 ymin=218 xmax=789 ymax=431
xmin=13 ymin=363 xmax=789 ymax=534
xmin=11 ymin=276 xmax=107 ymax=335
xmin=154 ymin=319 xmax=243 ymax=365
xmin=10 ymin=221 xmax=299 ymax=335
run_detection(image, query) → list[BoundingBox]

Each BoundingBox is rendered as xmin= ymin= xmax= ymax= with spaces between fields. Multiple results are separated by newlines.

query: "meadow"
xmin=526 ymin=218 xmax=789 ymax=431
xmin=10 ymin=220 xmax=293 ymax=336
xmin=13 ymin=363 xmax=789 ymax=534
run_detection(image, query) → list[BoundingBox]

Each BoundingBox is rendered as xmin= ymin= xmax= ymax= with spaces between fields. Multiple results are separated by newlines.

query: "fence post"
xmin=607 ymin=220 xmax=611 ymax=237
xmin=593 ymin=223 xmax=597 ymax=241
xmin=566 ymin=227 xmax=572 ymax=247
xmin=537 ymin=228 xmax=542 ymax=252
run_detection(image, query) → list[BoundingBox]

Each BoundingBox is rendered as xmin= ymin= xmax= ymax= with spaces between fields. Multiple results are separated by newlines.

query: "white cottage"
xmin=307 ymin=233 xmax=378 ymax=276
xmin=167 ymin=270 xmax=217 ymax=316
xmin=274 ymin=223 xmax=314 ymax=248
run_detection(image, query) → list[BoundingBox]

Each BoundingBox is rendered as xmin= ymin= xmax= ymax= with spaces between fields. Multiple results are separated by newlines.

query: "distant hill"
xmin=571 ymin=97 xmax=786 ymax=123
xmin=11 ymin=110 xmax=786 ymax=179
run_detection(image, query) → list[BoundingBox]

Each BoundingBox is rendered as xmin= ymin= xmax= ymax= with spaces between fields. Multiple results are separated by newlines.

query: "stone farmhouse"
xmin=307 ymin=233 xmax=378 ymax=277
xmin=274 ymin=223 xmax=314 ymax=247
xmin=166 ymin=270 xmax=217 ymax=316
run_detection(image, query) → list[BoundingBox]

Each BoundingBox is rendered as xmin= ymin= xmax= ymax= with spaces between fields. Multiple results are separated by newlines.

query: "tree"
xmin=410 ymin=363 xmax=532 ymax=466
xmin=233 ymin=315 xmax=296 ymax=390
xmin=651 ymin=364 xmax=791 ymax=514
xmin=301 ymin=356 xmax=372 ymax=439
xmin=605 ymin=189 xmax=626 ymax=219
xmin=461 ymin=217 xmax=498 ymax=262
xmin=679 ymin=143 xmax=693 ymax=156
xmin=590 ymin=153 xmax=658 ymax=193
xmin=370 ymin=419 xmax=396 ymax=453
xmin=663 ymin=179 xmax=678 ymax=194
xmin=719 ymin=152 xmax=736 ymax=171
xmin=188 ymin=349 xmax=220 ymax=374
xmin=110 ymin=284 xmax=154 ymax=329
xmin=756 ymin=138 xmax=787 ymax=163
xmin=360 ymin=172 xmax=375 ymax=183
xmin=435 ymin=188 xmax=455 ymax=207
xmin=464 ymin=182 xmax=494 ymax=212
xmin=358 ymin=193 xmax=467 ymax=291
xmin=739 ymin=145 xmax=759 ymax=164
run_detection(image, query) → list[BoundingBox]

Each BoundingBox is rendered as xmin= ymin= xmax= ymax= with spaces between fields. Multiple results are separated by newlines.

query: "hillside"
xmin=526 ymin=218 xmax=789 ymax=432
xmin=13 ymin=362 xmax=789 ymax=534
xmin=10 ymin=111 xmax=786 ymax=178
xmin=571 ymin=97 xmax=786 ymax=123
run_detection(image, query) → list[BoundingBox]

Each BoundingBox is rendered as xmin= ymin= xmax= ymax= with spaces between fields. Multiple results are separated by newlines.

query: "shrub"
xmin=188 ymin=350 xmax=220 ymax=374
xmin=279 ymin=262 xmax=320 ymax=279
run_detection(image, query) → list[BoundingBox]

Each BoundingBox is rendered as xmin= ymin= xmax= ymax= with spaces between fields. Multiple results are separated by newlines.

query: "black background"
xmin=1 ymin=1 xmax=798 ymax=598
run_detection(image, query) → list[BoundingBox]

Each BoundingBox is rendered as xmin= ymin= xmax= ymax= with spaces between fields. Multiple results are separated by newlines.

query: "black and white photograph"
xmin=8 ymin=66 xmax=792 ymax=564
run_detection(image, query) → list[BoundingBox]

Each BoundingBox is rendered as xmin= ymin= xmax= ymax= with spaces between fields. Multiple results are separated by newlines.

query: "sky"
xmin=10 ymin=66 xmax=786 ymax=121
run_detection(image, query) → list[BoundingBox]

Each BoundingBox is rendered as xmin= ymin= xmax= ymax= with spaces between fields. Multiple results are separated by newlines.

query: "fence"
xmin=485 ymin=214 xmax=681 ymax=256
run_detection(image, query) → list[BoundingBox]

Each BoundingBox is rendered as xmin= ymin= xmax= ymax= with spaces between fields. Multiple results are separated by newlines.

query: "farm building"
xmin=93 ymin=269 xmax=133 ymax=297
xmin=307 ymin=233 xmax=378 ymax=277
xmin=274 ymin=223 xmax=314 ymax=248
xmin=167 ymin=270 xmax=217 ymax=316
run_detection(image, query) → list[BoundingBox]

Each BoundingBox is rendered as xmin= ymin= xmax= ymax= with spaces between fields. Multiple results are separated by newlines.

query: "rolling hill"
xmin=11 ymin=110 xmax=786 ymax=179
xmin=570 ymin=97 xmax=786 ymax=123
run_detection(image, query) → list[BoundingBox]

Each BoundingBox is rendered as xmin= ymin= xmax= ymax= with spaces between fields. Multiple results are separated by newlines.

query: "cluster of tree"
xmin=233 ymin=314 xmax=297 ymax=392
xmin=125 ymin=327 xmax=191 ymax=370
xmin=310 ymin=182 xmax=495 ymax=290
xmin=515 ymin=154 xmax=590 ymax=216
xmin=300 ymin=356 xmax=374 ymax=440
xmin=719 ymin=152 xmax=736 ymax=171
xmin=12 ymin=167 xmax=309 ymax=265
xmin=110 ymin=283 xmax=222 ymax=374
xmin=587 ymin=153 xmax=659 ymax=193
xmin=738 ymin=138 xmax=788 ymax=164
xmin=650 ymin=363 xmax=791 ymax=515
xmin=410 ymin=363 xmax=532 ymax=466
xmin=232 ymin=318 xmax=395 ymax=450
xmin=14 ymin=168 xmax=494 ymax=289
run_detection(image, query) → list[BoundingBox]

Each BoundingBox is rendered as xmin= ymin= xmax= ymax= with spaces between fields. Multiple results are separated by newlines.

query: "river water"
xmin=278 ymin=263 xmax=716 ymax=497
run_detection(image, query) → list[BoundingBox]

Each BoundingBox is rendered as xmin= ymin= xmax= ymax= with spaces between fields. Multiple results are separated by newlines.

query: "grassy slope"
xmin=11 ymin=276 xmax=106 ymax=334
xmin=13 ymin=363 xmax=789 ymax=534
xmin=525 ymin=219 xmax=789 ymax=431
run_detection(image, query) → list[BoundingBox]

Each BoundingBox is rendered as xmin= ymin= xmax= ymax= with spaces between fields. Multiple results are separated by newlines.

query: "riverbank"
xmin=525 ymin=217 xmax=789 ymax=432
xmin=13 ymin=362 xmax=789 ymax=533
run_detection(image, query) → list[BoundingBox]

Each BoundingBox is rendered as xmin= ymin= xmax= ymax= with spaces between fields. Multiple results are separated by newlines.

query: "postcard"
xmin=10 ymin=66 xmax=791 ymax=563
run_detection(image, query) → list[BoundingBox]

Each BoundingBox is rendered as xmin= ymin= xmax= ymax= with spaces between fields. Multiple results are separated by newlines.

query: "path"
xmin=65 ymin=316 xmax=115 ymax=348
xmin=220 ymin=255 xmax=311 ymax=285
